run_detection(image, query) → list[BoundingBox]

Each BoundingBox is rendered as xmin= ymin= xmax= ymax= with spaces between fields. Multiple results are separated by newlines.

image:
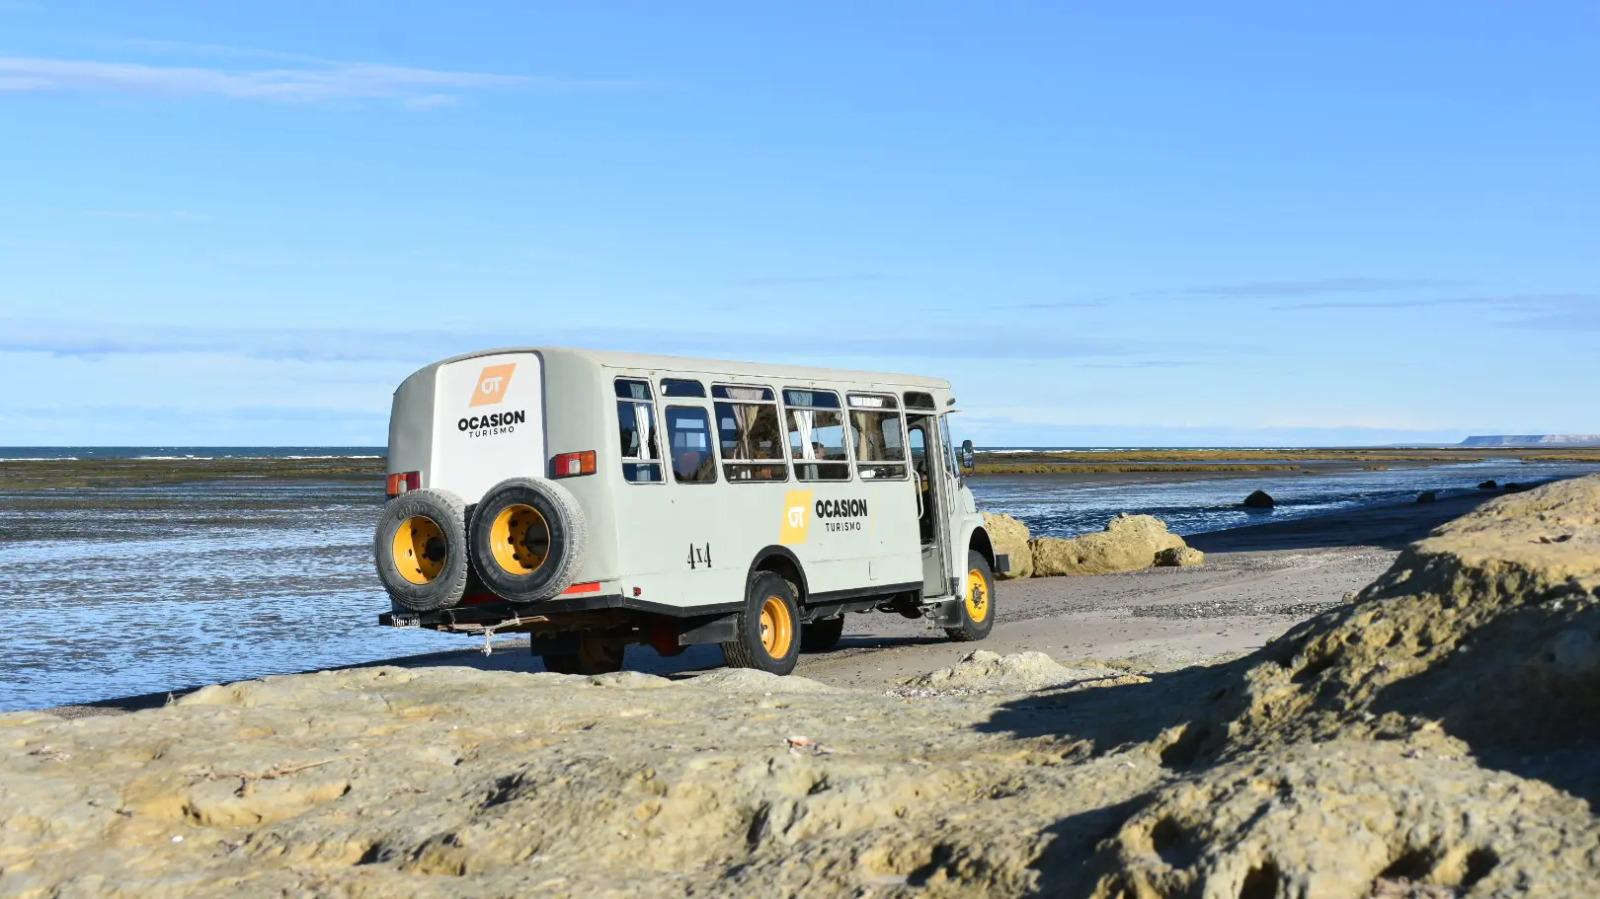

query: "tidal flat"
xmin=3 ymin=452 xmax=1598 ymax=711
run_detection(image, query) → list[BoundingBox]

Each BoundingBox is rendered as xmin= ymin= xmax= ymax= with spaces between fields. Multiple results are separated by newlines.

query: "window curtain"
xmin=793 ymin=409 xmax=816 ymax=459
xmin=633 ymin=402 xmax=653 ymax=459
xmin=733 ymin=403 xmax=760 ymax=458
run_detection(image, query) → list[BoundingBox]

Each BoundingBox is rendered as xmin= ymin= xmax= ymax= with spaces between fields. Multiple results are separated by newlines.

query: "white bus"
xmin=374 ymin=347 xmax=1008 ymax=675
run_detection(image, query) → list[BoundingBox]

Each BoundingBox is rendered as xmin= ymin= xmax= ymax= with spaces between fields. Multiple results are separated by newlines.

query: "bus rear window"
xmin=615 ymin=379 xmax=662 ymax=483
xmin=666 ymin=406 xmax=717 ymax=484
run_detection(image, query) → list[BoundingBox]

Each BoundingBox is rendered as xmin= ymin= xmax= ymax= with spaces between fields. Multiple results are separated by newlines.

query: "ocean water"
xmin=0 ymin=478 xmax=459 ymax=712
xmin=0 ymin=451 xmax=1593 ymax=711
xmin=973 ymin=460 xmax=1599 ymax=538
xmin=0 ymin=446 xmax=385 ymax=461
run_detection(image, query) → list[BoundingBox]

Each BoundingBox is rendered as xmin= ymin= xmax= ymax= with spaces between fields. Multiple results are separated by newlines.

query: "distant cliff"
xmin=1461 ymin=434 xmax=1600 ymax=447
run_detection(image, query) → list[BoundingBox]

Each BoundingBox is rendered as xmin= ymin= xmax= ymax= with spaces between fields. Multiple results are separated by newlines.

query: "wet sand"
xmin=51 ymin=489 xmax=1501 ymax=717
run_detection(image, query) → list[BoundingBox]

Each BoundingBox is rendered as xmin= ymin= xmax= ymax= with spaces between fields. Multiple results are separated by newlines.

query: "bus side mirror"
xmin=960 ymin=439 xmax=975 ymax=471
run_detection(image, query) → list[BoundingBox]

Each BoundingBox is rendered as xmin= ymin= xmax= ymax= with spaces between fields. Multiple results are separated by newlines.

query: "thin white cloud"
xmin=82 ymin=208 xmax=212 ymax=222
xmin=0 ymin=316 xmax=1169 ymax=364
xmin=729 ymin=274 xmax=887 ymax=287
xmin=1276 ymin=292 xmax=1597 ymax=314
xmin=1188 ymin=277 xmax=1462 ymax=298
xmin=0 ymin=54 xmax=630 ymax=106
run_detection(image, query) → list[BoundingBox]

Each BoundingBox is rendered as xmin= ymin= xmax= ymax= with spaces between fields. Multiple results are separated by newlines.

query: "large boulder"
xmin=1030 ymin=513 xmax=1190 ymax=576
xmin=981 ymin=511 xmax=1034 ymax=579
xmin=1242 ymin=489 xmax=1275 ymax=509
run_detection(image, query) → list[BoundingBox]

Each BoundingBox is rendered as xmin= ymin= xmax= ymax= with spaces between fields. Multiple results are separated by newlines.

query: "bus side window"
xmin=660 ymin=378 xmax=706 ymax=398
xmin=782 ymin=388 xmax=850 ymax=481
xmin=665 ymin=406 xmax=718 ymax=484
xmin=847 ymin=393 xmax=907 ymax=480
xmin=615 ymin=379 xmax=662 ymax=483
xmin=940 ymin=414 xmax=961 ymax=482
xmin=714 ymin=384 xmax=787 ymax=482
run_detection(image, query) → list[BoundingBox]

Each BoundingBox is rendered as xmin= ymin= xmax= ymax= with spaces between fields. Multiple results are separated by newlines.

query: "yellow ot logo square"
xmin=470 ymin=363 xmax=517 ymax=407
xmin=779 ymin=490 xmax=813 ymax=545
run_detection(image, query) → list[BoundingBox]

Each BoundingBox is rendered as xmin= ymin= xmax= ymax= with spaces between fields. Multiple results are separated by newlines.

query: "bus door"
xmin=906 ymin=412 xmax=953 ymax=599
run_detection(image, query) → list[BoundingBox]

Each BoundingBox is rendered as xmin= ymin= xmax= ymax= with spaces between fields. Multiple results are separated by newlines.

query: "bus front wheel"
xmin=723 ymin=572 xmax=801 ymax=675
xmin=945 ymin=550 xmax=996 ymax=642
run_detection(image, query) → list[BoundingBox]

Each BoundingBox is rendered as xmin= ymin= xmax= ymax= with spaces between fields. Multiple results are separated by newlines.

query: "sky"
xmin=1 ymin=2 xmax=1596 ymax=447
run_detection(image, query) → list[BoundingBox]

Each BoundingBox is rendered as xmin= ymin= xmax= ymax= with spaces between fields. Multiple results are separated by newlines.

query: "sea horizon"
xmin=0 ymin=442 xmax=1517 ymax=461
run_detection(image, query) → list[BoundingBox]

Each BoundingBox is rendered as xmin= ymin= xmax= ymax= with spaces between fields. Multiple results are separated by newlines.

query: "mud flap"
xmin=925 ymin=598 xmax=965 ymax=628
xmin=995 ymin=553 xmax=1012 ymax=575
xmin=677 ymin=614 xmax=738 ymax=647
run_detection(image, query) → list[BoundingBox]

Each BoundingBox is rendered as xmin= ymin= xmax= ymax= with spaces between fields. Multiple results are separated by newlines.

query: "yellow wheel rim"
xmin=759 ymin=596 xmax=794 ymax=658
xmin=392 ymin=515 xmax=446 ymax=585
xmin=490 ymin=503 xmax=550 ymax=575
xmin=964 ymin=567 xmax=990 ymax=623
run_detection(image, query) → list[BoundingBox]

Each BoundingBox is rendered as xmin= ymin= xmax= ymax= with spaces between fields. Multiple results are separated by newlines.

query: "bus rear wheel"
xmin=945 ymin=550 xmax=996 ymax=642
xmin=723 ymin=572 xmax=801 ymax=675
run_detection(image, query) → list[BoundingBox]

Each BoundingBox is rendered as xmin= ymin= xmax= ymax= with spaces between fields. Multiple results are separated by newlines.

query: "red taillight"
xmin=385 ymin=471 xmax=421 ymax=497
xmin=560 ymin=581 xmax=601 ymax=595
xmin=550 ymin=450 xmax=597 ymax=479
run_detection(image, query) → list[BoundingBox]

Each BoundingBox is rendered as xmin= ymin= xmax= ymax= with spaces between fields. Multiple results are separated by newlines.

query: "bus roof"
xmin=425 ymin=346 xmax=953 ymax=391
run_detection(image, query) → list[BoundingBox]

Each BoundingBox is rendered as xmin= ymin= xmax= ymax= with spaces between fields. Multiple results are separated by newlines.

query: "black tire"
xmin=722 ymin=572 xmax=802 ymax=675
xmin=800 ymin=614 xmax=845 ymax=653
xmin=374 ymin=488 xmax=470 ymax=612
xmin=539 ymin=637 xmax=625 ymax=675
xmin=945 ymin=550 xmax=996 ymax=642
xmin=469 ymin=478 xmax=588 ymax=603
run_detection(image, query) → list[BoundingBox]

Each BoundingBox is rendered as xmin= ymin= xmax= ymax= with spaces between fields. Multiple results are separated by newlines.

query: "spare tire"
xmin=470 ymin=477 xmax=588 ymax=603
xmin=374 ymin=488 xmax=470 ymax=612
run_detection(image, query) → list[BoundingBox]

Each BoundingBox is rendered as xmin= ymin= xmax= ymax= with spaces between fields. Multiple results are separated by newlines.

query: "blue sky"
xmin=1 ymin=2 xmax=1595 ymax=447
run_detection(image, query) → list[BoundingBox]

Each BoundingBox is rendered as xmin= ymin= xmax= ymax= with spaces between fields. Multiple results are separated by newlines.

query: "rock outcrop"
xmin=1031 ymin=513 xmax=1193 ymax=576
xmin=981 ymin=511 xmax=1034 ymax=579
xmin=893 ymin=649 xmax=1146 ymax=697
xmin=1086 ymin=474 xmax=1600 ymax=897
xmin=3 ymin=477 xmax=1597 ymax=898
xmin=1154 ymin=545 xmax=1205 ymax=567
xmin=1242 ymin=489 xmax=1275 ymax=508
xmin=982 ymin=512 xmax=1200 ymax=579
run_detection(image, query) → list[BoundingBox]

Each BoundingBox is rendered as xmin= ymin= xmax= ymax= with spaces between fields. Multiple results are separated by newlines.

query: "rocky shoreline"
xmin=3 ymin=476 xmax=1598 ymax=896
